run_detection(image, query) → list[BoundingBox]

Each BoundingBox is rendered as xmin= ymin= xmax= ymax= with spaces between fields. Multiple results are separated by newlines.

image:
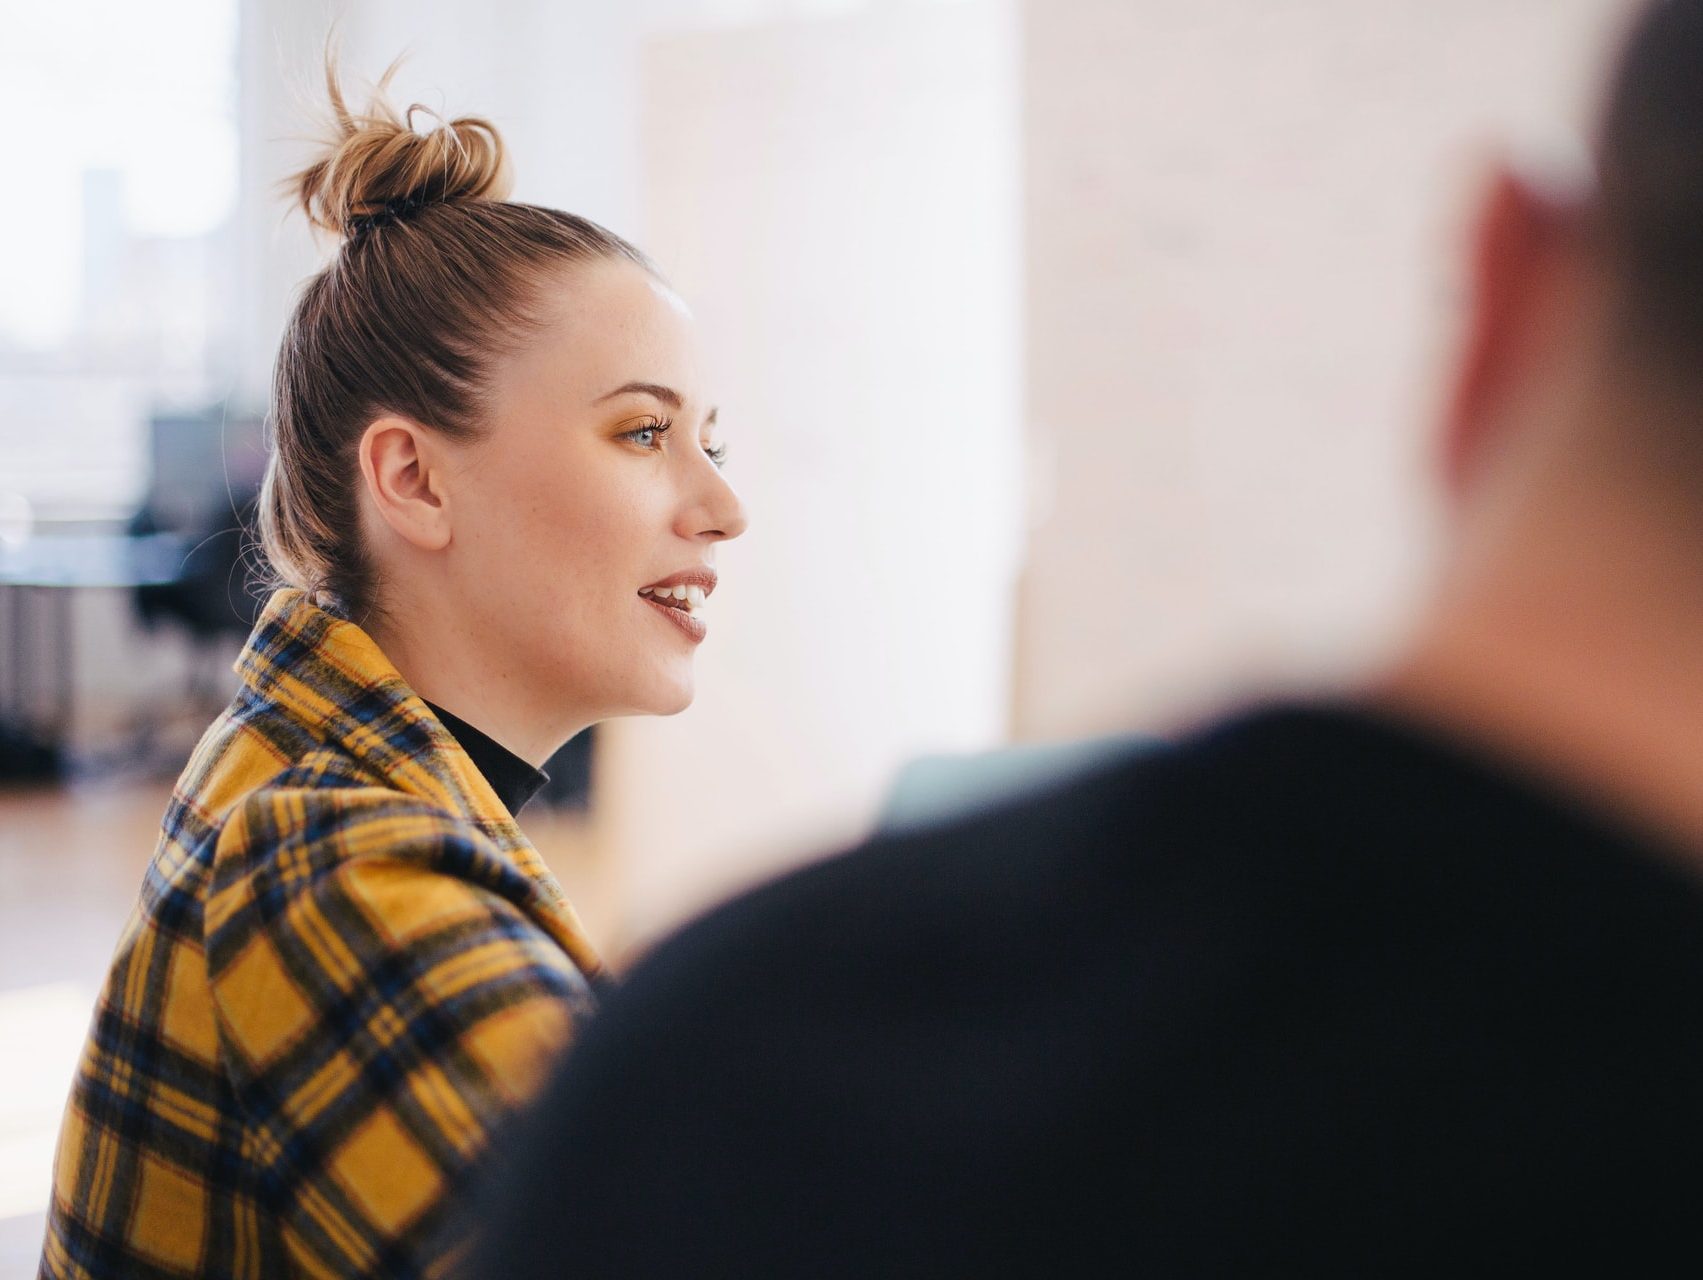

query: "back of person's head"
xmin=258 ymin=54 xmax=651 ymax=623
xmin=1435 ymin=0 xmax=1703 ymax=512
xmin=1386 ymin=0 xmax=1703 ymax=851
xmin=1595 ymin=0 xmax=1703 ymax=383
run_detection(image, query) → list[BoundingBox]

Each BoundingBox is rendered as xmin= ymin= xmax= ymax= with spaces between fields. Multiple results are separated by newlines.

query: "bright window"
xmin=0 ymin=0 xmax=238 ymax=522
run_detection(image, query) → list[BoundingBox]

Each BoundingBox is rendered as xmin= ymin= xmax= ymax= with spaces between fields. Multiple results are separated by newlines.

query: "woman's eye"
xmin=622 ymin=420 xmax=672 ymax=450
xmin=705 ymin=443 xmax=729 ymax=468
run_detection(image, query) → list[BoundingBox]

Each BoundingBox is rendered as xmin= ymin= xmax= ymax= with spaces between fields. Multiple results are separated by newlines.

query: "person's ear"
xmin=1439 ymin=156 xmax=1592 ymax=506
xmin=358 ymin=417 xmax=452 ymax=552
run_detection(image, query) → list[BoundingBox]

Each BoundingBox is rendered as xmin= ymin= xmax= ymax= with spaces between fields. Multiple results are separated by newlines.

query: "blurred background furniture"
xmin=880 ymin=734 xmax=1157 ymax=837
xmin=126 ymin=409 xmax=268 ymax=709
xmin=0 ymin=531 xmax=190 ymax=780
xmin=0 ymin=408 xmax=265 ymax=782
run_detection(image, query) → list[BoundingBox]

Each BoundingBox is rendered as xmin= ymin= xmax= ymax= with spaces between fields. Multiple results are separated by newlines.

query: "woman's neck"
xmin=362 ymin=601 xmax=579 ymax=770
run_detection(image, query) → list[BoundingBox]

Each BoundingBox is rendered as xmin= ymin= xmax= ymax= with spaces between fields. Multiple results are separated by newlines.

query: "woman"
xmin=41 ymin=59 xmax=746 ymax=1279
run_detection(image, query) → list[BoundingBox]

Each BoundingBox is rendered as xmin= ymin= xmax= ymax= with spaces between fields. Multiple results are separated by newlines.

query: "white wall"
xmin=232 ymin=0 xmax=969 ymax=405
xmin=1017 ymin=0 xmax=1636 ymax=740
xmin=604 ymin=2 xmax=1022 ymax=946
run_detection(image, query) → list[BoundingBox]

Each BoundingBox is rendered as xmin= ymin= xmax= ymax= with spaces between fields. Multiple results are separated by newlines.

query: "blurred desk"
xmin=0 ymin=532 xmax=189 ymax=766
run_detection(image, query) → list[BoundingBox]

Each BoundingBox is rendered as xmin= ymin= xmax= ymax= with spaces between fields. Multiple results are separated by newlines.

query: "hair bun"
xmin=291 ymin=53 xmax=512 ymax=240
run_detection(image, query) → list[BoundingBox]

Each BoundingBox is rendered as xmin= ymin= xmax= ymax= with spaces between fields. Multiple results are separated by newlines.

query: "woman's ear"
xmin=358 ymin=417 xmax=452 ymax=552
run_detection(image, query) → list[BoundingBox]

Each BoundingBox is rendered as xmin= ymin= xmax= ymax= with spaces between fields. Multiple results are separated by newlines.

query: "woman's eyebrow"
xmin=595 ymin=381 xmax=719 ymax=425
xmin=595 ymin=381 xmax=682 ymax=408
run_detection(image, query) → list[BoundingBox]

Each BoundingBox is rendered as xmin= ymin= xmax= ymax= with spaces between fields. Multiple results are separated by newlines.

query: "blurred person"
xmin=39 ymin=55 xmax=745 ymax=1280
xmin=471 ymin=1 xmax=1703 ymax=1274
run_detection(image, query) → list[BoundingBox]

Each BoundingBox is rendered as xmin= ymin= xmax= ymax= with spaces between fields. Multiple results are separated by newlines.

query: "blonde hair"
xmin=257 ymin=52 xmax=651 ymax=621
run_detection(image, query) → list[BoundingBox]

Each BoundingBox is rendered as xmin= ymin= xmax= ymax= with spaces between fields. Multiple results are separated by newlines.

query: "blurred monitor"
xmin=147 ymin=409 xmax=265 ymax=533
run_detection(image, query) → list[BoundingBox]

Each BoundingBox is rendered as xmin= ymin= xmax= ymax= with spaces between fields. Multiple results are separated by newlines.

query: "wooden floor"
xmin=0 ymin=777 xmax=613 ymax=1277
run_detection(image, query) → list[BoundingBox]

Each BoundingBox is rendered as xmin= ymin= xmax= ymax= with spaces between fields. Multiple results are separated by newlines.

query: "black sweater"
xmin=425 ymin=701 xmax=547 ymax=816
xmin=472 ymin=703 xmax=1703 ymax=1275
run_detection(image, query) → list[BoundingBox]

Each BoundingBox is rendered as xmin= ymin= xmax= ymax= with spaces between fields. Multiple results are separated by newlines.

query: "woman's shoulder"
xmin=208 ymin=763 xmax=521 ymax=906
xmin=203 ymin=764 xmax=589 ymax=1021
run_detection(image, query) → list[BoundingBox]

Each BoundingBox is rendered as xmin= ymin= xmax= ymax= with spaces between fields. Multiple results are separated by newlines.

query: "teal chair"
xmin=879 ymin=734 xmax=1158 ymax=836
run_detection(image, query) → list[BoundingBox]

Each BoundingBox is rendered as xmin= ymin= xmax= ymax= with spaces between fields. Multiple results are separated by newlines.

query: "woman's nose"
xmin=680 ymin=465 xmax=750 ymax=543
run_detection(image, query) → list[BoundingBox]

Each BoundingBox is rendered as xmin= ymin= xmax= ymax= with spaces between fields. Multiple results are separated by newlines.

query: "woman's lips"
xmin=642 ymin=593 xmax=707 ymax=643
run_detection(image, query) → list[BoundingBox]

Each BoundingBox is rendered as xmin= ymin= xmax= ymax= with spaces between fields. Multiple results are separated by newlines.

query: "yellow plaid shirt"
xmin=40 ymin=589 xmax=603 ymax=1278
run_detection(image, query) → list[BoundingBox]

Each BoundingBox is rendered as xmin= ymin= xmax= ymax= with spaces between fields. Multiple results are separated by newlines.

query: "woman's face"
xmin=442 ymin=257 xmax=747 ymax=727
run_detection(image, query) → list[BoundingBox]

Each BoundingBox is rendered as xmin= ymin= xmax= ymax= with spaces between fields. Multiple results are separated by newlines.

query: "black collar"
xmin=424 ymin=701 xmax=550 ymax=816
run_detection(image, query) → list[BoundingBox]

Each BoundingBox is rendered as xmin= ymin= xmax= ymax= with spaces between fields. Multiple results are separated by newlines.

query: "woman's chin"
xmin=636 ymin=676 xmax=695 ymax=718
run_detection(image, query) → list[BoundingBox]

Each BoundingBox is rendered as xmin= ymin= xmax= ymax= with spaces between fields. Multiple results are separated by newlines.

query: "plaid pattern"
xmin=40 ymin=589 xmax=603 ymax=1279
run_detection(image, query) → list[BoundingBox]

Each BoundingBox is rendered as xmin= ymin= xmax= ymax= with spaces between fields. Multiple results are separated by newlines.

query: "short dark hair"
xmin=1595 ymin=0 xmax=1703 ymax=366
